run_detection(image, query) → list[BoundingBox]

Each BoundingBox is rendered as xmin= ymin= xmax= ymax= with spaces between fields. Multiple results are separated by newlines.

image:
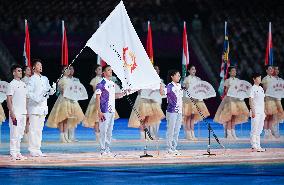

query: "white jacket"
xmin=27 ymin=74 xmax=55 ymax=115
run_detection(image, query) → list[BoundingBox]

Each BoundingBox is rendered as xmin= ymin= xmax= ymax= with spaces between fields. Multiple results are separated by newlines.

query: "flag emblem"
xmin=123 ymin=47 xmax=137 ymax=73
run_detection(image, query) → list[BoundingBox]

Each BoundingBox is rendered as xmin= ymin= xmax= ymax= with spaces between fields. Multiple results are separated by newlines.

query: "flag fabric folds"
xmin=146 ymin=21 xmax=154 ymax=65
xmin=96 ymin=21 xmax=107 ymax=67
xmin=23 ymin=19 xmax=31 ymax=67
xmin=61 ymin=20 xmax=68 ymax=66
xmin=218 ymin=21 xmax=230 ymax=98
xmin=86 ymin=1 xmax=160 ymax=91
xmin=265 ymin=22 xmax=273 ymax=66
xmin=182 ymin=21 xmax=189 ymax=79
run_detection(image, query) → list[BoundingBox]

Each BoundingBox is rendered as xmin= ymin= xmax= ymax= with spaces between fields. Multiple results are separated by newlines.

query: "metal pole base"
xmin=140 ymin=130 xmax=153 ymax=158
xmin=140 ymin=153 xmax=153 ymax=158
xmin=203 ymin=153 xmax=216 ymax=156
xmin=203 ymin=146 xmax=216 ymax=156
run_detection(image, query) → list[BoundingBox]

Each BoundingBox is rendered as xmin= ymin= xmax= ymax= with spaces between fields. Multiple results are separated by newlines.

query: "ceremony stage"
xmin=0 ymin=119 xmax=284 ymax=185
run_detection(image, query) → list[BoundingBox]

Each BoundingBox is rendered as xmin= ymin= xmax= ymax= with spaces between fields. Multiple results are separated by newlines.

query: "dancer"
xmin=27 ymin=59 xmax=56 ymax=156
xmin=6 ymin=65 xmax=28 ymax=160
xmin=148 ymin=65 xmax=165 ymax=139
xmin=67 ymin=65 xmax=83 ymax=142
xmin=249 ymin=72 xmax=266 ymax=152
xmin=262 ymin=65 xmax=279 ymax=139
xmin=46 ymin=66 xmax=84 ymax=143
xmin=182 ymin=65 xmax=210 ymax=140
xmin=214 ymin=66 xmax=249 ymax=139
xmin=271 ymin=65 xmax=284 ymax=138
xmin=128 ymin=73 xmax=165 ymax=140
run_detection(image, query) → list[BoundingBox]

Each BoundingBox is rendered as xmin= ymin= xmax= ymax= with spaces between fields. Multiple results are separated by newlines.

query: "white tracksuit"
xmin=249 ymin=84 xmax=265 ymax=149
xmin=6 ymin=79 xmax=28 ymax=156
xmin=27 ymin=74 xmax=55 ymax=154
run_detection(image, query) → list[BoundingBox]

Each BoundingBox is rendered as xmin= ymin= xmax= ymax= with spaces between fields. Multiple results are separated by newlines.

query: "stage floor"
xmin=0 ymin=118 xmax=283 ymax=167
xmin=1 ymin=143 xmax=284 ymax=167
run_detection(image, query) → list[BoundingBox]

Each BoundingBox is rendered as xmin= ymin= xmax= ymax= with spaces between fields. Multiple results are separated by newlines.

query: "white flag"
xmin=86 ymin=1 xmax=160 ymax=91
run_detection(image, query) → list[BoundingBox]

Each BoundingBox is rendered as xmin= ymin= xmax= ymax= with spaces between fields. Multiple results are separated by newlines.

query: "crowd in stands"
xmin=0 ymin=0 xmax=283 ymax=81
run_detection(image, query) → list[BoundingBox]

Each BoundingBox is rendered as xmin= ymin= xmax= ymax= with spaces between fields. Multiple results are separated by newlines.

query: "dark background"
xmin=1 ymin=0 xmax=283 ymax=118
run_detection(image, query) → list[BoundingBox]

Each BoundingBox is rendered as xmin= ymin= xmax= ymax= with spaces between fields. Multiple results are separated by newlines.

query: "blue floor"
xmin=1 ymin=118 xmax=284 ymax=185
xmin=1 ymin=118 xmax=283 ymax=142
xmin=0 ymin=118 xmax=284 ymax=155
xmin=0 ymin=164 xmax=284 ymax=185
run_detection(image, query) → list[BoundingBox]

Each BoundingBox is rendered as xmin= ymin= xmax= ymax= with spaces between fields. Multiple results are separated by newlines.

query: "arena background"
xmin=0 ymin=0 xmax=283 ymax=118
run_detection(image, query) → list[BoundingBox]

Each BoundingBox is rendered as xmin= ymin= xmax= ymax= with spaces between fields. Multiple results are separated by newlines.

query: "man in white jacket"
xmin=27 ymin=59 xmax=55 ymax=157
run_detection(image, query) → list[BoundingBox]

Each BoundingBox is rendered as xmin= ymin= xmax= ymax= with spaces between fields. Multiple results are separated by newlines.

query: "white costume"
xmin=21 ymin=76 xmax=30 ymax=85
xmin=27 ymin=73 xmax=55 ymax=156
xmin=68 ymin=76 xmax=80 ymax=141
xmin=249 ymin=84 xmax=265 ymax=150
xmin=6 ymin=79 xmax=28 ymax=157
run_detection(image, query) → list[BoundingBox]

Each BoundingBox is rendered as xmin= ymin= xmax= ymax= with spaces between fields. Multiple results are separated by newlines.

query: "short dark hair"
xmin=167 ymin=69 xmax=180 ymax=83
xmin=265 ymin=64 xmax=273 ymax=70
xmin=187 ymin=64 xmax=195 ymax=70
xmin=11 ymin=64 xmax=22 ymax=73
xmin=32 ymin=59 xmax=42 ymax=67
xmin=102 ymin=65 xmax=111 ymax=72
xmin=23 ymin=65 xmax=30 ymax=73
xmin=252 ymin=72 xmax=261 ymax=79
xmin=228 ymin=66 xmax=236 ymax=72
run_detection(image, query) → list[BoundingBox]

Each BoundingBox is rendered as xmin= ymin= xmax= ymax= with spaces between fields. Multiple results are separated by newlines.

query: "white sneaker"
xmin=10 ymin=154 xmax=21 ymax=160
xmin=30 ymin=152 xmax=40 ymax=157
xmin=17 ymin=153 xmax=27 ymax=160
xmin=99 ymin=152 xmax=108 ymax=158
xmin=106 ymin=151 xmax=115 ymax=158
xmin=165 ymin=150 xmax=175 ymax=157
xmin=251 ymin=148 xmax=258 ymax=152
xmin=38 ymin=151 xmax=47 ymax=157
xmin=173 ymin=150 xmax=182 ymax=156
xmin=257 ymin=148 xmax=266 ymax=152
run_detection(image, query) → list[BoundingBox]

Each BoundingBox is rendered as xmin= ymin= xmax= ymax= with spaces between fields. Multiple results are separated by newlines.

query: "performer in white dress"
xmin=262 ymin=65 xmax=280 ymax=139
xmin=214 ymin=66 xmax=249 ymax=139
xmin=182 ymin=65 xmax=210 ymax=140
xmin=46 ymin=66 xmax=84 ymax=143
xmin=67 ymin=65 xmax=83 ymax=142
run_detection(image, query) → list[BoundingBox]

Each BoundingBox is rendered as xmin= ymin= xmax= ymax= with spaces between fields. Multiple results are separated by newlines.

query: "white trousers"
xmin=166 ymin=112 xmax=182 ymax=151
xmin=99 ymin=113 xmax=114 ymax=153
xmin=28 ymin=115 xmax=45 ymax=154
xmin=250 ymin=113 xmax=265 ymax=149
xmin=9 ymin=114 xmax=26 ymax=156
